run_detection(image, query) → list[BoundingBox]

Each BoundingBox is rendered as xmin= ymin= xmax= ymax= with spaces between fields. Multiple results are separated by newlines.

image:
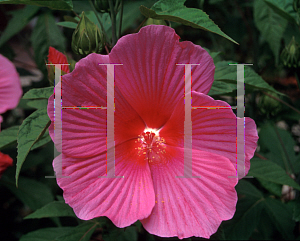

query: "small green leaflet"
xmin=24 ymin=201 xmax=76 ymax=219
xmin=23 ymin=87 xmax=54 ymax=100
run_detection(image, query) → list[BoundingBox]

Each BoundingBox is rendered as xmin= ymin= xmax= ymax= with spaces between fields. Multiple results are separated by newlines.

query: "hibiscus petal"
xmin=54 ymin=139 xmax=155 ymax=227
xmin=48 ymin=46 xmax=70 ymax=73
xmin=161 ymin=91 xmax=258 ymax=177
xmin=191 ymin=92 xmax=258 ymax=177
xmin=0 ymin=152 xmax=13 ymax=177
xmin=47 ymin=54 xmax=145 ymax=157
xmin=141 ymin=147 xmax=237 ymax=239
xmin=110 ymin=25 xmax=214 ymax=129
xmin=0 ymin=54 xmax=22 ymax=114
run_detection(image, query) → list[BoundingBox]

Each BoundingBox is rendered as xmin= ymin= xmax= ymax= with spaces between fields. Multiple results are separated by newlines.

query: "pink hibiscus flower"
xmin=47 ymin=25 xmax=258 ymax=239
xmin=0 ymin=54 xmax=21 ymax=176
xmin=0 ymin=54 xmax=22 ymax=124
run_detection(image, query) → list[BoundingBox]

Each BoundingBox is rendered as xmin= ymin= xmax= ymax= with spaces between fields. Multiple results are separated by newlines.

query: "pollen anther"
xmin=136 ymin=128 xmax=166 ymax=162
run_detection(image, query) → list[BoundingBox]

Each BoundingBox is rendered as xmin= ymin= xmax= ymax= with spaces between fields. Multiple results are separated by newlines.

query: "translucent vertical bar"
xmin=176 ymin=64 xmax=200 ymax=178
xmin=184 ymin=64 xmax=192 ymax=177
xmin=45 ymin=64 xmax=70 ymax=178
xmin=229 ymin=64 xmax=253 ymax=178
xmin=98 ymin=64 xmax=123 ymax=178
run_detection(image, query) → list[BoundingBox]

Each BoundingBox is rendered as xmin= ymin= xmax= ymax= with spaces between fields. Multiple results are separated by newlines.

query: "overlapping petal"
xmin=110 ymin=25 xmax=214 ymax=129
xmin=54 ymin=139 xmax=155 ymax=227
xmin=141 ymin=147 xmax=237 ymax=239
xmin=0 ymin=54 xmax=22 ymax=116
xmin=161 ymin=91 xmax=258 ymax=177
xmin=47 ymin=54 xmax=145 ymax=158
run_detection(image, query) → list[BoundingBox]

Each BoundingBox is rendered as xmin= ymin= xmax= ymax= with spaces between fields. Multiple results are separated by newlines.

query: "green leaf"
xmin=16 ymin=108 xmax=50 ymax=186
xmin=223 ymin=180 xmax=264 ymax=240
xmin=293 ymin=199 xmax=300 ymax=222
xmin=263 ymin=0 xmax=297 ymax=24
xmin=248 ymin=157 xmax=300 ymax=191
xmin=254 ymin=0 xmax=288 ymax=64
xmin=55 ymin=222 xmax=98 ymax=241
xmin=0 ymin=176 xmax=54 ymax=210
xmin=139 ymin=0 xmax=238 ymax=44
xmin=257 ymin=177 xmax=282 ymax=197
xmin=0 ymin=125 xmax=19 ymax=150
xmin=258 ymin=123 xmax=299 ymax=173
xmin=24 ymin=201 xmax=76 ymax=219
xmin=0 ymin=0 xmax=73 ymax=10
xmin=26 ymin=99 xmax=49 ymax=109
xmin=56 ymin=21 xmax=78 ymax=29
xmin=264 ymin=197 xmax=295 ymax=240
xmin=251 ymin=209 xmax=276 ymax=240
xmin=208 ymin=80 xmax=236 ymax=96
xmin=23 ymin=87 xmax=54 ymax=100
xmin=31 ymin=130 xmax=51 ymax=150
xmin=103 ymin=226 xmax=138 ymax=241
xmin=31 ymin=12 xmax=66 ymax=71
xmin=214 ymin=61 xmax=282 ymax=95
xmin=0 ymin=5 xmax=39 ymax=47
xmin=19 ymin=227 xmax=74 ymax=241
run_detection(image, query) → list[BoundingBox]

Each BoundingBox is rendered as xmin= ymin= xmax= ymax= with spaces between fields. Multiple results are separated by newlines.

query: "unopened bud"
xmin=281 ymin=36 xmax=300 ymax=68
xmin=143 ymin=18 xmax=168 ymax=26
xmin=71 ymin=12 xmax=104 ymax=55
xmin=257 ymin=92 xmax=282 ymax=116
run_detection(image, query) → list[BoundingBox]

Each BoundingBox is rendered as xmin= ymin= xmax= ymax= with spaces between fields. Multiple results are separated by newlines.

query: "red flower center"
xmin=136 ymin=128 xmax=166 ymax=163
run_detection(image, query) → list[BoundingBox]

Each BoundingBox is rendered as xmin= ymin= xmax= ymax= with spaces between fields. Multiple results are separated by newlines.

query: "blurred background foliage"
xmin=0 ymin=0 xmax=300 ymax=240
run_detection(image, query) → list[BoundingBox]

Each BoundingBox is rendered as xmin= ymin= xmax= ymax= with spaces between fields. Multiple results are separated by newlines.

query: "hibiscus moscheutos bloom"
xmin=0 ymin=54 xmax=22 ymax=125
xmin=47 ymin=25 xmax=258 ymax=239
xmin=0 ymin=54 xmax=21 ymax=177
xmin=0 ymin=152 xmax=13 ymax=177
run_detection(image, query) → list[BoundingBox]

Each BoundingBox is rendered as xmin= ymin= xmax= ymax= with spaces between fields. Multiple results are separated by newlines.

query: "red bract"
xmin=0 ymin=152 xmax=13 ymax=177
xmin=47 ymin=25 xmax=258 ymax=239
xmin=0 ymin=54 xmax=22 ymax=124
xmin=47 ymin=46 xmax=70 ymax=74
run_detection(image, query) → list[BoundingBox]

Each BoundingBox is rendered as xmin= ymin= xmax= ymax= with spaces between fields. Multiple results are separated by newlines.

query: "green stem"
xmin=109 ymin=0 xmax=117 ymax=46
xmin=88 ymin=0 xmax=110 ymax=46
xmin=118 ymin=0 xmax=123 ymax=39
